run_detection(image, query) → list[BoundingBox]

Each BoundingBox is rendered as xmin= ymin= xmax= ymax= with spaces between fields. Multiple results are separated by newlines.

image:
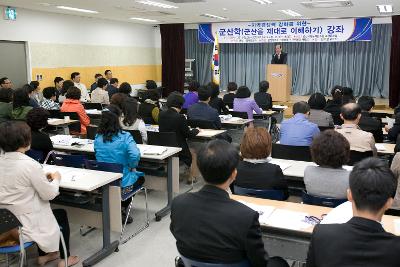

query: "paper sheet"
xmin=237 ymin=200 xmax=275 ymax=224
xmin=264 ymin=209 xmax=310 ymax=230
xmin=85 ymin=109 xmax=101 ymax=115
xmin=43 ymin=165 xmax=83 ymax=182
xmin=272 ymin=105 xmax=288 ymax=109
xmin=51 ymin=135 xmax=91 ymax=146
xmin=141 ymin=146 xmax=167 ymax=155
xmin=269 ymin=159 xmax=292 ymax=171
xmin=375 ymin=144 xmax=386 ymax=151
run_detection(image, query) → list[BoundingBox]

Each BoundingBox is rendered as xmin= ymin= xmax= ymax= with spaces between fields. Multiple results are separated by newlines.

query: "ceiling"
xmin=0 ymin=0 xmax=397 ymax=25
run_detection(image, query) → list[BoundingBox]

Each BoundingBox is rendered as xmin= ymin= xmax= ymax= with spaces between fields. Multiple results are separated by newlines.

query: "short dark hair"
xmin=104 ymin=70 xmax=112 ymax=75
xmin=166 ymin=92 xmax=184 ymax=109
xmin=207 ymin=82 xmax=220 ymax=99
xmin=146 ymin=80 xmax=157 ymax=90
xmin=358 ymin=96 xmax=375 ymax=111
xmin=97 ymin=105 xmax=122 ymax=142
xmin=311 ymin=130 xmax=350 ymax=168
xmin=0 ymin=88 xmax=13 ymax=103
xmin=29 ymin=81 xmax=39 ymax=90
xmin=60 ymin=80 xmax=74 ymax=96
xmin=13 ymin=88 xmax=30 ymax=109
xmin=197 ymin=139 xmax=239 ymax=185
xmin=0 ymin=121 xmax=31 ymax=152
xmin=97 ymin=78 xmax=108 ymax=88
xmin=331 ymin=85 xmax=343 ymax=103
xmin=23 ymin=84 xmax=35 ymax=94
xmin=0 ymin=77 xmax=9 ymax=85
xmin=308 ymin=93 xmax=327 ymax=110
xmin=26 ymin=107 xmax=50 ymax=131
xmin=259 ymin=81 xmax=269 ymax=93
xmin=95 ymin=73 xmax=103 ymax=79
xmin=235 ymin=86 xmax=251 ymax=98
xmin=110 ymin=93 xmax=128 ymax=110
xmin=341 ymin=103 xmax=361 ymax=120
xmin=197 ymin=86 xmax=211 ymax=101
xmin=122 ymin=97 xmax=140 ymax=127
xmin=144 ymin=89 xmax=160 ymax=102
xmin=188 ymin=81 xmax=200 ymax=92
xmin=65 ymin=86 xmax=81 ymax=100
xmin=42 ymin=87 xmax=57 ymax=99
xmin=71 ymin=72 xmax=80 ymax=80
xmin=110 ymin=78 xmax=118 ymax=85
xmin=293 ymin=101 xmax=310 ymax=115
xmin=350 ymin=158 xmax=397 ymax=213
xmin=54 ymin=77 xmax=64 ymax=85
xmin=227 ymin=82 xmax=237 ymax=92
xmin=119 ymin=82 xmax=132 ymax=95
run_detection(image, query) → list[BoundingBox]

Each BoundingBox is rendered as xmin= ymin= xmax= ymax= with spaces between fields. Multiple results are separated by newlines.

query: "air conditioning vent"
xmin=301 ymin=0 xmax=353 ymax=8
xmin=164 ymin=0 xmax=205 ymax=3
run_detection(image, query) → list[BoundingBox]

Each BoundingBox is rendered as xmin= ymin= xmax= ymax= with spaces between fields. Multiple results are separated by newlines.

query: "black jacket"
xmin=170 ymin=185 xmax=269 ymax=266
xmin=209 ymin=97 xmax=229 ymax=115
xmin=31 ymin=130 xmax=53 ymax=157
xmin=271 ymin=52 xmax=287 ymax=64
xmin=222 ymin=93 xmax=235 ymax=109
xmin=158 ymin=108 xmax=199 ymax=166
xmin=306 ymin=217 xmax=400 ymax=267
xmin=138 ymin=102 xmax=158 ymax=125
xmin=106 ymin=85 xmax=118 ymax=99
xmin=187 ymin=102 xmax=222 ymax=129
xmin=358 ymin=111 xmax=383 ymax=143
xmin=235 ymin=161 xmax=289 ymax=199
xmin=324 ymin=100 xmax=343 ymax=125
xmin=254 ymin=92 xmax=273 ymax=110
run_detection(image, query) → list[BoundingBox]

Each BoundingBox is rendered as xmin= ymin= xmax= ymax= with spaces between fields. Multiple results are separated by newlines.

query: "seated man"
xmin=357 ymin=96 xmax=383 ymax=143
xmin=280 ymin=101 xmax=320 ymax=146
xmin=336 ymin=103 xmax=377 ymax=156
xmin=187 ymin=86 xmax=222 ymax=129
xmin=306 ymin=158 xmax=400 ymax=267
xmin=170 ymin=139 xmax=288 ymax=267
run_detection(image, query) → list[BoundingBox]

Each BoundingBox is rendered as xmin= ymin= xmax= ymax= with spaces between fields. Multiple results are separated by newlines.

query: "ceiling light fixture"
xmin=130 ymin=17 xmax=159 ymax=22
xmin=376 ymin=4 xmax=393 ymax=13
xmin=56 ymin=6 xmax=99 ymax=13
xmin=278 ymin=9 xmax=302 ymax=17
xmin=201 ymin=13 xmax=227 ymax=20
xmin=136 ymin=1 xmax=178 ymax=9
xmin=250 ymin=0 xmax=273 ymax=4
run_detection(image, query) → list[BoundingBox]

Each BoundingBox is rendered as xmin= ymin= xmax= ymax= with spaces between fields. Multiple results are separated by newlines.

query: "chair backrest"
xmin=229 ymin=111 xmax=248 ymax=119
xmin=179 ymin=255 xmax=250 ymax=267
xmin=83 ymin=102 xmax=103 ymax=110
xmin=0 ymin=209 xmax=22 ymax=235
xmin=233 ymin=185 xmax=286 ymax=201
xmin=85 ymin=160 xmax=123 ymax=173
xmin=187 ymin=119 xmax=217 ymax=129
xmin=302 ymin=191 xmax=347 ymax=208
xmin=52 ymin=153 xmax=87 ymax=168
xmin=348 ymin=150 xmax=374 ymax=166
xmin=86 ymin=125 xmax=98 ymax=140
xmin=26 ymin=149 xmax=45 ymax=163
xmin=60 ymin=112 xmax=81 ymax=132
xmin=180 ymin=108 xmax=187 ymax=115
xmin=148 ymin=131 xmax=178 ymax=147
xmin=318 ymin=126 xmax=334 ymax=132
xmin=125 ymin=130 xmax=143 ymax=144
xmin=271 ymin=143 xmax=312 ymax=162
xmin=48 ymin=109 xmax=61 ymax=119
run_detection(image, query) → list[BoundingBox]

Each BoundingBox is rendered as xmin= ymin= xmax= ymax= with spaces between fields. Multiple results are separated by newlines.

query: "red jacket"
xmin=61 ymin=99 xmax=90 ymax=134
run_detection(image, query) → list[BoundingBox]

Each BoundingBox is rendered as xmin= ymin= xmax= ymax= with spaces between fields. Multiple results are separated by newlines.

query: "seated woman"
xmin=387 ymin=112 xmax=400 ymax=142
xmin=222 ymin=82 xmax=237 ymax=109
xmin=121 ymin=97 xmax=147 ymax=144
xmin=111 ymin=92 xmax=128 ymax=110
xmin=29 ymin=81 xmax=43 ymax=107
xmin=235 ymin=127 xmax=288 ymax=199
xmin=58 ymin=80 xmax=74 ymax=104
xmin=41 ymin=87 xmax=61 ymax=110
xmin=304 ymin=130 xmax=351 ymax=199
xmin=94 ymin=105 xmax=144 ymax=222
xmin=0 ymin=121 xmax=79 ymax=267
xmin=254 ymin=81 xmax=272 ymax=110
xmin=118 ymin=82 xmax=134 ymax=98
xmin=138 ymin=89 xmax=160 ymax=124
xmin=60 ymin=86 xmax=90 ymax=134
xmin=308 ymin=92 xmax=334 ymax=127
xmin=0 ymin=87 xmax=12 ymax=123
xmin=233 ymin=86 xmax=262 ymax=119
xmin=12 ymin=88 xmax=33 ymax=120
xmin=208 ymin=82 xmax=229 ymax=115
xmin=26 ymin=107 xmax=53 ymax=157
xmin=324 ymin=86 xmax=343 ymax=125
xmin=145 ymin=80 xmax=157 ymax=90
xmin=182 ymin=80 xmax=199 ymax=109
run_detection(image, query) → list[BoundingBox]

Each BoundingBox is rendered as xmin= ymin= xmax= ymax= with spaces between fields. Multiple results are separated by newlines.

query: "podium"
xmin=266 ymin=64 xmax=292 ymax=102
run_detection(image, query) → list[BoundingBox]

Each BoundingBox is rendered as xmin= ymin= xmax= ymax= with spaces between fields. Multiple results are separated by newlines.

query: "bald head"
xmin=341 ymin=103 xmax=361 ymax=123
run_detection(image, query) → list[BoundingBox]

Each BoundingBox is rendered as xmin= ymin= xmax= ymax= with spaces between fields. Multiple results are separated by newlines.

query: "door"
xmin=0 ymin=41 xmax=28 ymax=88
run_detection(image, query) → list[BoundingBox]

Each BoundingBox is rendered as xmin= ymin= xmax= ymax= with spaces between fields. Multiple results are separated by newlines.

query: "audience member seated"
xmin=119 ymin=82 xmax=133 ymax=97
xmin=336 ymin=103 xmax=377 ymax=156
xmin=357 ymin=96 xmax=383 ymax=143
xmin=24 ymin=83 xmax=39 ymax=108
xmin=107 ymin=78 xmax=119 ymax=99
xmin=120 ymin=97 xmax=147 ymax=143
xmin=342 ymin=86 xmax=355 ymax=104
xmin=222 ymin=82 xmax=237 ymax=108
xmin=390 ymin=144 xmax=400 ymax=210
xmin=29 ymin=81 xmax=43 ymax=107
xmin=54 ymin=77 xmax=64 ymax=102
xmin=254 ymin=80 xmax=273 ymax=110
xmin=145 ymin=80 xmax=157 ymax=90
xmin=324 ymin=85 xmax=343 ymax=125
xmin=60 ymin=87 xmax=90 ymax=134
xmin=58 ymin=80 xmax=74 ymax=104
xmin=91 ymin=77 xmax=110 ymax=105
xmin=305 ymin=130 xmax=350 ymax=199
xmin=306 ymin=158 xmax=400 ymax=267
xmin=208 ymin=82 xmax=229 ymax=115
xmin=0 ymin=87 xmax=12 ymax=123
xmin=187 ymin=86 xmax=221 ymax=129
xmin=26 ymin=107 xmax=53 ymax=156
xmin=71 ymin=72 xmax=90 ymax=102
xmin=94 ymin=105 xmax=144 ymax=223
xmin=170 ymin=139 xmax=289 ymax=267
xmin=138 ymin=89 xmax=160 ymax=124
xmin=307 ymin=92 xmax=333 ymax=127
xmin=0 ymin=121 xmax=79 ymax=267
xmin=0 ymin=77 xmax=12 ymax=89
xmin=159 ymin=92 xmax=199 ymax=183
xmin=111 ymin=93 xmax=128 ymax=110
xmin=90 ymin=73 xmax=103 ymax=93
xmin=41 ymin=87 xmax=60 ymax=110
xmin=387 ymin=112 xmax=400 ymax=142
xmin=236 ymin=127 xmax=288 ymax=199
xmin=280 ymin=101 xmax=320 ymax=146
xmin=233 ymin=86 xmax=262 ymax=119
xmin=12 ymin=88 xmax=33 ymax=120
xmin=104 ymin=69 xmax=113 ymax=83
xmin=182 ymin=81 xmax=199 ymax=109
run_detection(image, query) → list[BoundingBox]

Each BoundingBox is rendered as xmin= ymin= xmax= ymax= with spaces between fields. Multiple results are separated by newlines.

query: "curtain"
xmin=389 ymin=16 xmax=400 ymax=107
xmin=185 ymin=24 xmax=391 ymax=97
xmin=160 ymin=24 xmax=185 ymax=96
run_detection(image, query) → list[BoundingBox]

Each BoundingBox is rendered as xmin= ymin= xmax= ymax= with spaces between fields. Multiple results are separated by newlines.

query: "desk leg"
xmin=82 ymin=185 xmax=119 ymax=267
xmin=62 ymin=126 xmax=70 ymax=135
xmin=155 ymin=156 xmax=174 ymax=221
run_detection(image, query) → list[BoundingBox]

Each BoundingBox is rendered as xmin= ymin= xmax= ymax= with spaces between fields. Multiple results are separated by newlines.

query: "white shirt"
xmin=74 ymin=82 xmax=90 ymax=102
xmin=120 ymin=117 xmax=148 ymax=144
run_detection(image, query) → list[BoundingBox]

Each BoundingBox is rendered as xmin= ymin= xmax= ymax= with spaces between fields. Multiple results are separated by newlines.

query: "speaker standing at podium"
xmin=271 ymin=44 xmax=287 ymax=64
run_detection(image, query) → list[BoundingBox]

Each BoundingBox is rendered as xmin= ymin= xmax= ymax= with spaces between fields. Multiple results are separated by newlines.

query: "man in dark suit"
xmin=357 ymin=96 xmax=383 ymax=143
xmin=106 ymin=78 xmax=119 ymax=99
xmin=171 ymin=139 xmax=289 ymax=267
xmin=271 ymin=44 xmax=287 ymax=64
xmin=306 ymin=157 xmax=400 ymax=267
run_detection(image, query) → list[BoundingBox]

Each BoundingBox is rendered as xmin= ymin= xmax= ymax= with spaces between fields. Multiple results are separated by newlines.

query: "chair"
xmin=271 ymin=143 xmax=312 ymax=162
xmin=147 ymin=131 xmax=178 ymax=147
xmin=302 ymin=191 xmax=347 ymax=208
xmin=233 ymin=185 xmax=286 ymax=201
xmin=318 ymin=126 xmax=334 ymax=132
xmin=180 ymin=108 xmax=187 ymax=115
xmin=187 ymin=119 xmax=217 ymax=129
xmin=229 ymin=111 xmax=248 ymax=119
xmin=177 ymin=255 xmax=250 ymax=267
xmin=25 ymin=149 xmax=45 ymax=163
xmin=52 ymin=153 xmax=87 ymax=168
xmin=47 ymin=109 xmax=61 ymax=118
xmin=125 ymin=130 xmax=143 ymax=144
xmin=83 ymin=102 xmax=103 ymax=110
xmin=348 ymin=150 xmax=374 ymax=166
xmin=60 ymin=112 xmax=81 ymax=133
xmin=84 ymin=160 xmax=149 ymax=244
xmin=86 ymin=125 xmax=98 ymax=140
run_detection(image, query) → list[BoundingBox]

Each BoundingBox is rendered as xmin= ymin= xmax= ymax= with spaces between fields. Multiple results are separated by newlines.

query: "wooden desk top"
xmin=220 ymin=117 xmax=254 ymax=125
xmin=372 ymin=109 xmax=394 ymax=115
xmin=376 ymin=143 xmax=395 ymax=155
xmin=48 ymin=118 xmax=79 ymax=126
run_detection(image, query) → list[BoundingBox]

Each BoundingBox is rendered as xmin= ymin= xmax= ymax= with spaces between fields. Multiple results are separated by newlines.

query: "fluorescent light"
xmin=136 ymin=1 xmax=178 ymax=9
xmin=57 ymin=6 xmax=98 ymax=13
xmin=376 ymin=4 xmax=393 ymax=13
xmin=201 ymin=13 xmax=227 ymax=20
xmin=250 ymin=0 xmax=273 ymax=4
xmin=130 ymin=17 xmax=159 ymax=22
xmin=278 ymin=9 xmax=302 ymax=17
